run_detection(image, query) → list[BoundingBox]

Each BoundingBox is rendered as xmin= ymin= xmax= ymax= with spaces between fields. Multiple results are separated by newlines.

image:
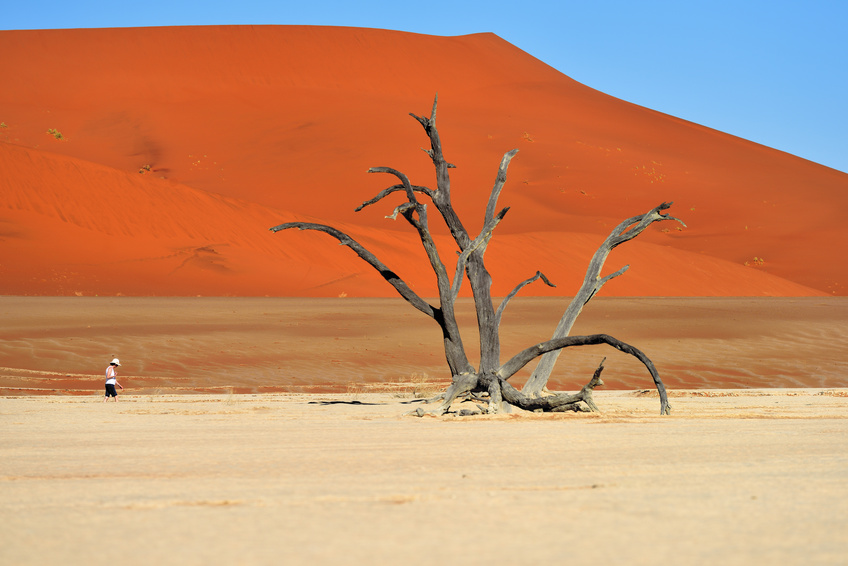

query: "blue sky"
xmin=4 ymin=0 xmax=847 ymax=173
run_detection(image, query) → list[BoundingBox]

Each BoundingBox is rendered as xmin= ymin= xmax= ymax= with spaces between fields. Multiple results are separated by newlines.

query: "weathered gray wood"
xmin=500 ymin=333 xmax=670 ymax=415
xmin=269 ymin=222 xmax=434 ymax=317
xmin=271 ymin=96 xmax=676 ymax=416
xmin=521 ymin=203 xmax=685 ymax=397
xmin=501 ymin=357 xmax=607 ymax=413
xmin=495 ymin=271 xmax=555 ymax=328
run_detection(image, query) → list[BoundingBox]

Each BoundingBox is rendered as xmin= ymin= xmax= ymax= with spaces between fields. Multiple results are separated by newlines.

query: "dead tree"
xmin=270 ymin=97 xmax=682 ymax=415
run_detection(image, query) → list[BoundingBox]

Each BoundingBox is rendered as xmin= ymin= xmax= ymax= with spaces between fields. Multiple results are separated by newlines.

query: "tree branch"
xmin=366 ymin=168 xmax=455 ymax=300
xmin=410 ymin=97 xmax=467 ymax=251
xmin=495 ymin=271 xmax=556 ymax=327
xmin=269 ymin=222 xmax=435 ymax=318
xmin=485 ymin=149 xmax=519 ymax=223
xmin=449 ymin=206 xmax=509 ymax=301
xmin=367 ymin=167 xmax=420 ymax=206
xmin=522 ymin=202 xmax=683 ymax=397
xmin=499 ymin=333 xmax=670 ymax=415
xmin=498 ymin=357 xmax=606 ymax=413
xmin=355 ymin=184 xmax=435 ymax=213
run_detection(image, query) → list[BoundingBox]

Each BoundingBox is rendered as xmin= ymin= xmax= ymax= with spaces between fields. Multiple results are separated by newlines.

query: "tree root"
xmin=499 ymin=358 xmax=606 ymax=413
xmin=406 ymin=360 xmax=607 ymax=417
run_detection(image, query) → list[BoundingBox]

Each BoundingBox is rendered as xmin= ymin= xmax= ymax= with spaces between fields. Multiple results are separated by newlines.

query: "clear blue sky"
xmin=4 ymin=0 xmax=847 ymax=173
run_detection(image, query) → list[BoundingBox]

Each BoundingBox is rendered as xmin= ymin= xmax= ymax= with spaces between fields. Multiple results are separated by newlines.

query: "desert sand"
xmin=2 ymin=297 xmax=847 ymax=395
xmin=2 ymin=390 xmax=847 ymax=565
xmin=2 ymin=296 xmax=847 ymax=564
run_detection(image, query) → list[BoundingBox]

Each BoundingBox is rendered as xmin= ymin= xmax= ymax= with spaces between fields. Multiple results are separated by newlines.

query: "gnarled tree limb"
xmin=485 ymin=149 xmax=519 ymax=223
xmin=522 ymin=202 xmax=686 ymax=397
xmin=269 ymin=222 xmax=435 ymax=318
xmin=495 ymin=271 xmax=556 ymax=328
xmin=355 ymin=184 xmax=435 ymax=213
xmin=500 ymin=357 xmax=607 ymax=413
xmin=500 ymin=333 xmax=670 ymax=415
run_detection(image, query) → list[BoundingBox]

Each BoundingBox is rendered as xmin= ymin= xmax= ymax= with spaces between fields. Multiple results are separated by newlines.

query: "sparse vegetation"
xmin=139 ymin=164 xmax=152 ymax=174
xmin=46 ymin=128 xmax=64 ymax=140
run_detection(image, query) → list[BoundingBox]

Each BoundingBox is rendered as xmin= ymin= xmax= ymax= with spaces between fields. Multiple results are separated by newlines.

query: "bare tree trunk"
xmin=408 ymin=99 xmax=514 ymax=376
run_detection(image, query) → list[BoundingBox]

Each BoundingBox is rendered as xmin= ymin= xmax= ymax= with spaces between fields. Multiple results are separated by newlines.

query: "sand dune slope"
xmin=0 ymin=143 xmax=823 ymax=297
xmin=1 ymin=26 xmax=846 ymax=296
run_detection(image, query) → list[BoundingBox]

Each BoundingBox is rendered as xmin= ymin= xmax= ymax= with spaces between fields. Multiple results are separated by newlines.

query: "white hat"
xmin=111 ymin=358 xmax=121 ymax=366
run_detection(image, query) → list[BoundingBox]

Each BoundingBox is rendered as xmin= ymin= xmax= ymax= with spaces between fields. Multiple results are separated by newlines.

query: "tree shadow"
xmin=308 ymin=400 xmax=382 ymax=406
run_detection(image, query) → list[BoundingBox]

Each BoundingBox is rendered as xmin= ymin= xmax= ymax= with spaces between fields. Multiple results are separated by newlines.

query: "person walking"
xmin=104 ymin=358 xmax=123 ymax=402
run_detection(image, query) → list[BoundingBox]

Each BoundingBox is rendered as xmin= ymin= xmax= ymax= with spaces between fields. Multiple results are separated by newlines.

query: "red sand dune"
xmin=1 ymin=25 xmax=846 ymax=297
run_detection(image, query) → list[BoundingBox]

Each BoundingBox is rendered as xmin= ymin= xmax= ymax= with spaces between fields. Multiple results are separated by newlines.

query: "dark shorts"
xmin=105 ymin=383 xmax=118 ymax=397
